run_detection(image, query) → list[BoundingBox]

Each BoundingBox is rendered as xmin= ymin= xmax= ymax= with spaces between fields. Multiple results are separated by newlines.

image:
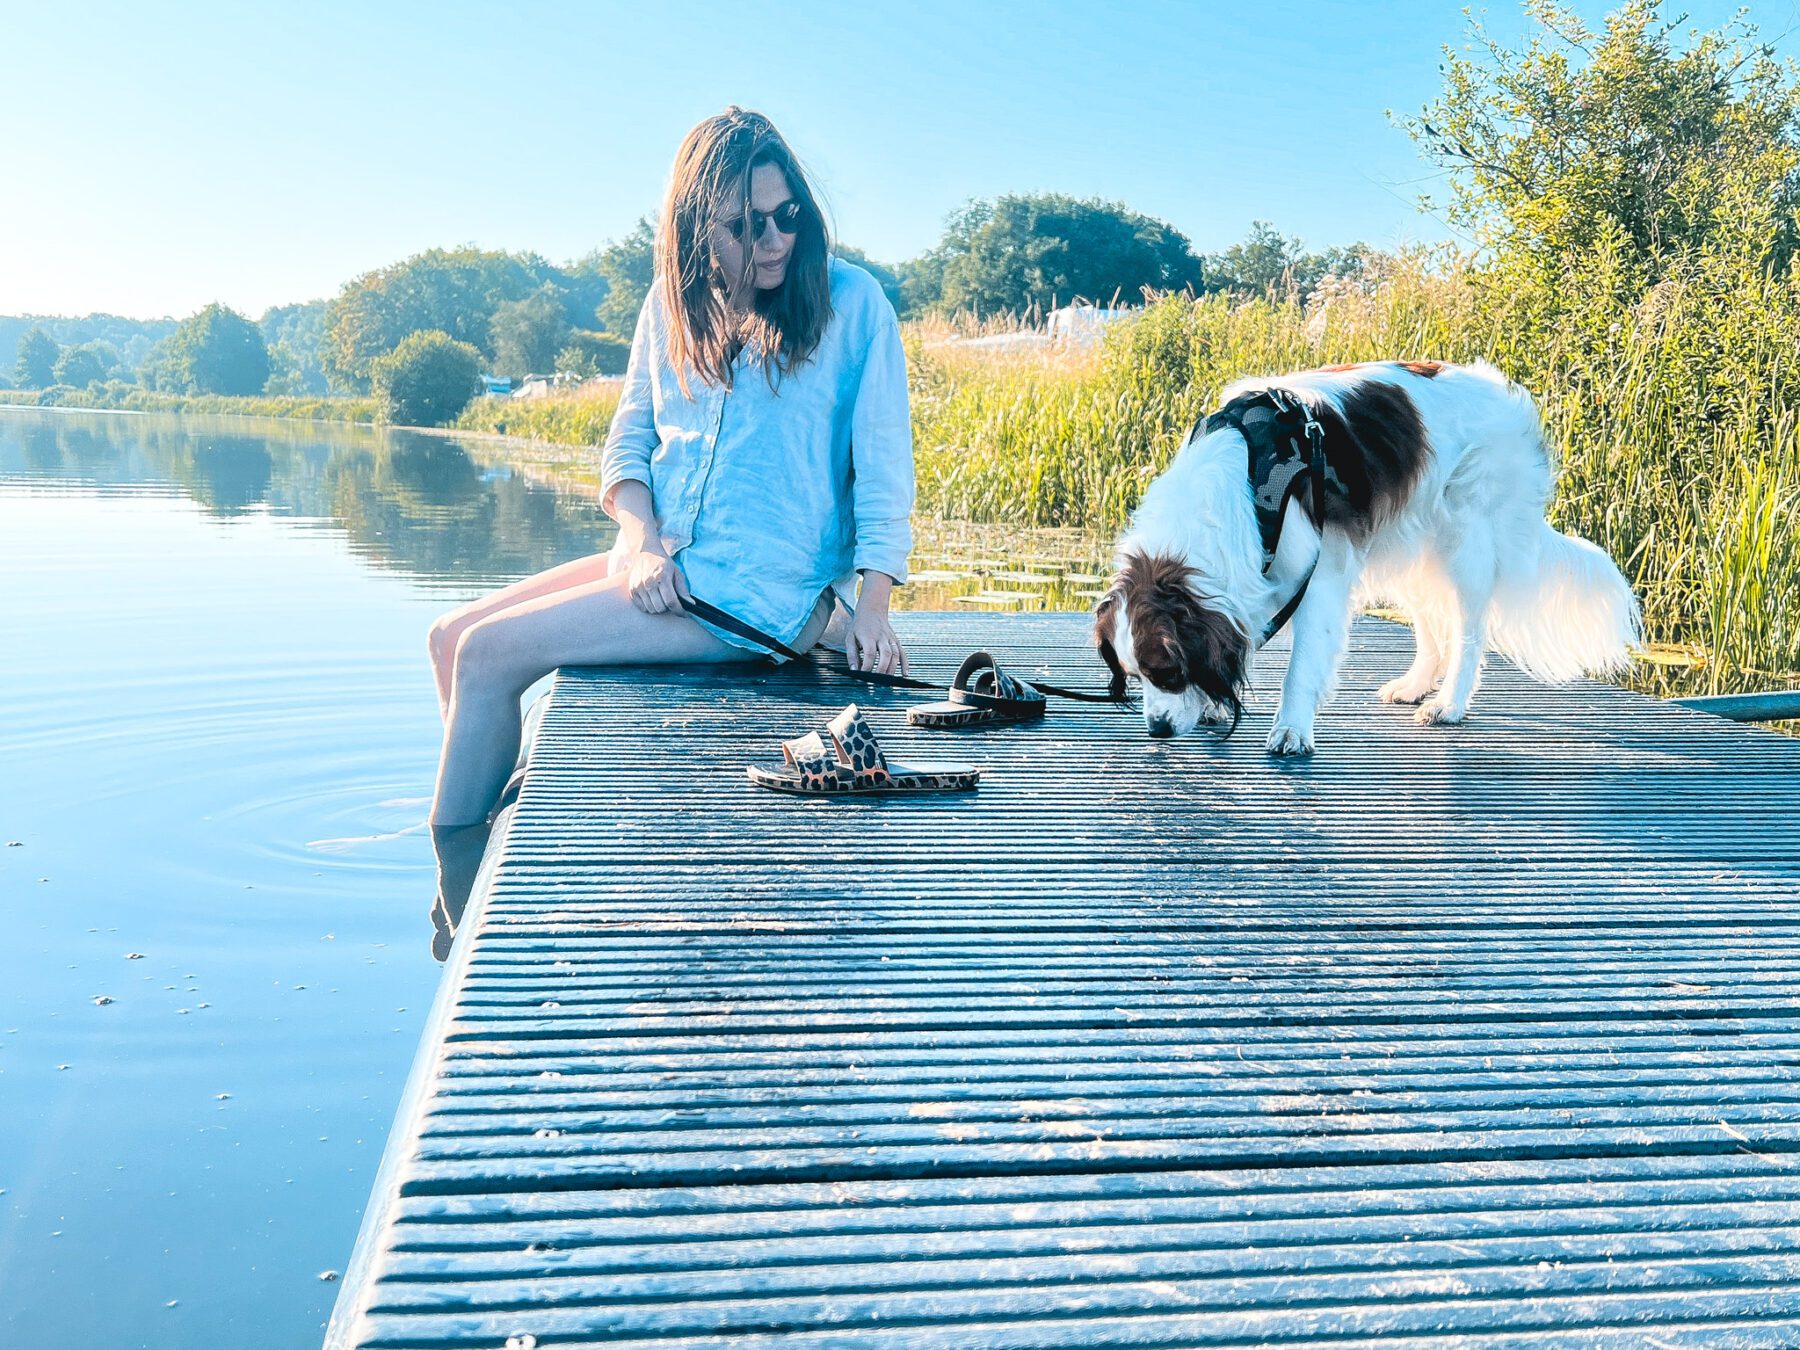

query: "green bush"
xmin=370 ymin=331 xmax=483 ymax=427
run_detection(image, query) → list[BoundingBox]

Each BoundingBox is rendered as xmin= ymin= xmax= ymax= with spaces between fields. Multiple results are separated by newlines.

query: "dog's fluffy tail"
xmin=1487 ymin=524 xmax=1642 ymax=683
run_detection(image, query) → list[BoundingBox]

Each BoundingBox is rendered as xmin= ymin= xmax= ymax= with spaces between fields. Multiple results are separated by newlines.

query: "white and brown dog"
xmin=1094 ymin=360 xmax=1641 ymax=752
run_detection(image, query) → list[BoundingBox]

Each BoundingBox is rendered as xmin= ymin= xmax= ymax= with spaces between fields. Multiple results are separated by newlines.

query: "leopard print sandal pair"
xmin=747 ymin=703 xmax=981 ymax=796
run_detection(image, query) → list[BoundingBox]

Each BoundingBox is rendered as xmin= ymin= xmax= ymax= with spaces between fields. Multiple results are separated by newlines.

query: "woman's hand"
xmin=607 ymin=480 xmax=690 ymax=616
xmin=625 ymin=546 xmax=692 ymax=615
xmin=848 ymin=572 xmax=907 ymax=675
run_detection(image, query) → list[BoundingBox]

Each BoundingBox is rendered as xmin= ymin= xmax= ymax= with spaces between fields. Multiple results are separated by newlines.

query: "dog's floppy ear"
xmin=1092 ymin=588 xmax=1129 ymax=701
xmin=1175 ymin=604 xmax=1248 ymax=722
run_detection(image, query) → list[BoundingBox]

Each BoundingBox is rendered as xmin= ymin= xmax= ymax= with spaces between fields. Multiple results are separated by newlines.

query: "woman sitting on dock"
xmin=426 ymin=107 xmax=916 ymax=827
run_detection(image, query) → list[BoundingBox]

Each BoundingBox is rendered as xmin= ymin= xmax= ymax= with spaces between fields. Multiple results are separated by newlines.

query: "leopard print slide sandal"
xmin=747 ymin=704 xmax=981 ymax=796
xmin=907 ymin=650 xmax=1048 ymax=730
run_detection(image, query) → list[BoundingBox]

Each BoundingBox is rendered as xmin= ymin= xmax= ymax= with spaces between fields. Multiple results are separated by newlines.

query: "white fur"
xmin=1109 ymin=361 xmax=1643 ymax=752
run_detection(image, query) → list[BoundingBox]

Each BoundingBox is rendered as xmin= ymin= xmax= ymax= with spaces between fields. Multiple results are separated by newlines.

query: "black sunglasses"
xmin=721 ymin=199 xmax=807 ymax=241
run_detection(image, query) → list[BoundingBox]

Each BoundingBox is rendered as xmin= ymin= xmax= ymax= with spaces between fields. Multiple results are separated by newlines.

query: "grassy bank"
xmin=0 ymin=386 xmax=379 ymax=423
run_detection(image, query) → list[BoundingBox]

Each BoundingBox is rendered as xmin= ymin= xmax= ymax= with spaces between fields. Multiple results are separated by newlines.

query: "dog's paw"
xmin=1266 ymin=723 xmax=1315 ymax=757
xmin=1378 ymin=674 xmax=1436 ymax=705
xmin=1415 ymin=696 xmax=1468 ymax=726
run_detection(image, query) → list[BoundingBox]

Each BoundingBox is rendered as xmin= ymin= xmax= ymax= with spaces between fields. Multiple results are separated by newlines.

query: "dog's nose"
xmin=1146 ymin=716 xmax=1174 ymax=739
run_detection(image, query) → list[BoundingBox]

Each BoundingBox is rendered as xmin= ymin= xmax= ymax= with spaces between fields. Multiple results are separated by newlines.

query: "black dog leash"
xmin=678 ymin=593 xmax=1122 ymax=703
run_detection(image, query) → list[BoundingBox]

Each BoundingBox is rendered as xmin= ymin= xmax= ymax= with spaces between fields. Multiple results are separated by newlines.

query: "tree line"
xmin=8 ymin=203 xmax=1362 ymax=413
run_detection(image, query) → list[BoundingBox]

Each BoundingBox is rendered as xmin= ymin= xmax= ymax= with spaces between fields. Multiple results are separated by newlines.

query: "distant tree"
xmin=14 ymin=327 xmax=58 ymax=388
xmin=322 ymin=247 xmax=558 ymax=390
xmin=489 ymin=288 xmax=572 ymax=380
xmin=263 ymin=342 xmax=320 ymax=396
xmin=159 ymin=304 xmax=271 ymax=395
xmin=52 ymin=343 xmax=108 ymax=389
xmin=1203 ymin=223 xmax=1382 ymax=296
xmin=553 ymin=253 xmax=613 ymax=330
xmin=833 ymin=246 xmax=907 ymax=315
xmin=260 ymin=301 xmax=331 ymax=395
xmin=370 ymin=330 xmax=483 ymax=426
xmin=1312 ymin=243 xmax=1380 ymax=285
xmin=138 ymin=338 xmax=173 ymax=392
xmin=907 ymin=194 xmax=1205 ymax=316
xmin=594 ymin=218 xmax=657 ymax=337
xmin=1205 ymin=221 xmax=1305 ymax=294
xmin=555 ymin=330 xmax=632 ymax=378
xmin=83 ymin=340 xmax=126 ymax=380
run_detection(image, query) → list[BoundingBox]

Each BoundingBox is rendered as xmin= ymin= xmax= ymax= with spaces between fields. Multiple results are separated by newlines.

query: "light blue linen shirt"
xmin=599 ymin=256 xmax=914 ymax=651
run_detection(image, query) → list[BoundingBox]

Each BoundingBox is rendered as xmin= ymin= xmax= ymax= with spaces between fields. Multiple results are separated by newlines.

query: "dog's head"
xmin=1094 ymin=547 xmax=1249 ymax=738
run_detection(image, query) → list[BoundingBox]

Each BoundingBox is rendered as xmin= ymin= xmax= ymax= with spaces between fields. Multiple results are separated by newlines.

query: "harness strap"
xmin=1203 ymin=386 xmax=1330 ymax=645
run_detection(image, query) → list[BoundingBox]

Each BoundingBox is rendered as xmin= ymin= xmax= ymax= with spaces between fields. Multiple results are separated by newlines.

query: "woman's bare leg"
xmin=431 ymin=571 xmax=742 ymax=826
xmin=428 ymin=549 xmax=621 ymax=716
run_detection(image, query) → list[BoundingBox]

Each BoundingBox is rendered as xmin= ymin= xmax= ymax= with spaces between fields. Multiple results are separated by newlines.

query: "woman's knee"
xmin=451 ymin=617 xmax=538 ymax=697
xmin=428 ymin=612 xmax=462 ymax=663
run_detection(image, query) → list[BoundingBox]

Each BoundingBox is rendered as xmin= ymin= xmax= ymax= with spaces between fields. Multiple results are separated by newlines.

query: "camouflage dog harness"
xmin=1203 ymin=387 xmax=1329 ymax=643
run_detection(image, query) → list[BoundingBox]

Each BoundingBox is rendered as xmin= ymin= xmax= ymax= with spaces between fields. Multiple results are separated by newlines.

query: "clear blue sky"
xmin=4 ymin=0 xmax=1795 ymax=319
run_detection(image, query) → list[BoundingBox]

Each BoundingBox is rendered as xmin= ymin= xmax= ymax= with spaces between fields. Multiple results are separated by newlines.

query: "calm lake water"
xmin=0 ymin=408 xmax=1110 ymax=1349
xmin=0 ymin=410 xmax=623 ymax=1349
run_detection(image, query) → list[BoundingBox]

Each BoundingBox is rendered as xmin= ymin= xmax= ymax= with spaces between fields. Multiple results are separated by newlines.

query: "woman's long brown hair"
xmin=657 ymin=107 xmax=833 ymax=393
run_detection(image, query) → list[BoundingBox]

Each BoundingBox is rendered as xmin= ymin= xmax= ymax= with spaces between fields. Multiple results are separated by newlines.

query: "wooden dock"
xmin=328 ymin=613 xmax=1800 ymax=1347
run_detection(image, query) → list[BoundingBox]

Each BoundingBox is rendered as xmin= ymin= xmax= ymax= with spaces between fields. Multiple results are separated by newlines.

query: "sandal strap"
xmin=779 ymin=731 xmax=845 ymax=790
xmin=781 ymin=731 xmax=828 ymax=767
xmin=948 ymin=651 xmax=1047 ymax=714
xmin=825 ymin=704 xmax=891 ymax=785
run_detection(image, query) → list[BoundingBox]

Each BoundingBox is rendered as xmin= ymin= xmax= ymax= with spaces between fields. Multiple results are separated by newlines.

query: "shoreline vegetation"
xmin=4 ymin=264 xmax=1796 ymax=709
xmin=0 ymin=387 xmax=379 ymax=423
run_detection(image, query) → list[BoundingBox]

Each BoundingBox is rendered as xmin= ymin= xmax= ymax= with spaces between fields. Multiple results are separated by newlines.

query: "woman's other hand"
xmin=626 ymin=546 xmax=692 ymax=615
xmin=848 ymin=572 xmax=907 ymax=675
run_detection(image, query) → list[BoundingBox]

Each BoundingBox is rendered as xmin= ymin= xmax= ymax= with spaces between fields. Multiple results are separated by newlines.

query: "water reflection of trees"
xmin=187 ymin=437 xmax=275 ymax=514
xmin=0 ymin=411 xmax=615 ymax=584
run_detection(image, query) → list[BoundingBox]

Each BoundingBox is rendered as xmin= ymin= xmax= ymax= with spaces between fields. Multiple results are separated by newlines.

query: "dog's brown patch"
xmin=1399 ymin=360 xmax=1444 ymax=378
xmin=1310 ymin=378 xmax=1432 ymax=533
